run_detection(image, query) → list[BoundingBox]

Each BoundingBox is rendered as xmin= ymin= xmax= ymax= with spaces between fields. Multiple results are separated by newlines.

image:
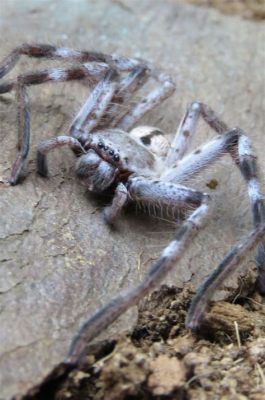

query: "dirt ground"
xmin=0 ymin=0 xmax=265 ymax=399
xmin=24 ymin=281 xmax=265 ymax=400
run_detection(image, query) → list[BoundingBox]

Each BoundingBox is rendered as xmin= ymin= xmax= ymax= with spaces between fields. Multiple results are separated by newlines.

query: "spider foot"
xmin=256 ymin=244 xmax=265 ymax=294
xmin=103 ymin=207 xmax=116 ymax=227
xmin=9 ymin=159 xmax=27 ymax=185
xmin=103 ymin=183 xmax=128 ymax=226
xmin=36 ymin=150 xmax=49 ymax=177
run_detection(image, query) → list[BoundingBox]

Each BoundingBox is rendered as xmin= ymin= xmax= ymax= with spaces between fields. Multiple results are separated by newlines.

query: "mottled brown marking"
xmin=23 ymin=71 xmax=50 ymax=85
xmin=66 ymin=67 xmax=88 ymax=81
xmin=22 ymin=44 xmax=57 ymax=57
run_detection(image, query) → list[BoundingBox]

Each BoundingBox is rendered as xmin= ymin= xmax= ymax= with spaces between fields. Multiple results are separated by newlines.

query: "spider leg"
xmin=69 ymin=69 xmax=119 ymax=141
xmin=115 ymin=67 xmax=175 ymax=131
xmin=66 ymin=184 xmax=210 ymax=364
xmin=36 ymin=136 xmax=85 ymax=177
xmin=127 ymin=176 xmax=207 ymax=209
xmin=166 ymin=102 xmax=229 ymax=165
xmin=237 ymin=134 xmax=265 ymax=293
xmin=1 ymin=45 xmax=175 ymax=183
xmin=103 ymin=183 xmax=128 ymax=225
xmin=187 ymin=223 xmax=265 ymax=329
xmin=1 ymin=64 xmax=118 ymax=184
xmin=163 ymin=127 xmax=265 ymax=300
xmin=0 ymin=63 xmax=111 ymax=95
xmin=69 ymin=65 xmax=149 ymax=141
xmin=0 ymin=44 xmax=66 ymax=78
xmin=162 ymin=129 xmax=239 ymax=183
xmin=70 ymin=63 xmax=175 ymax=136
xmin=0 ymin=43 xmax=142 ymax=79
xmin=0 ymin=44 xmax=175 ymax=111
xmin=70 ymin=63 xmax=175 ymax=134
xmin=9 ymin=80 xmax=30 ymax=185
xmin=102 ymin=65 xmax=149 ymax=128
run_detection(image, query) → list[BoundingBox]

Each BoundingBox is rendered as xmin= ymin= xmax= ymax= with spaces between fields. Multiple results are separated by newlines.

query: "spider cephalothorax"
xmin=0 ymin=44 xmax=264 ymax=365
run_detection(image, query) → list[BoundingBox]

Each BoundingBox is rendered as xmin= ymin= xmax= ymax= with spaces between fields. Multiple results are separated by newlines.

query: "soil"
xmin=23 ymin=280 xmax=265 ymax=399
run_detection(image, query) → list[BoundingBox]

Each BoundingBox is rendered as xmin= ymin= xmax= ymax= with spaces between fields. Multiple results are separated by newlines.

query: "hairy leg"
xmin=163 ymin=127 xmax=265 ymax=292
xmin=237 ymin=135 xmax=265 ymax=292
xmin=162 ymin=129 xmax=239 ymax=183
xmin=115 ymin=67 xmax=175 ymax=131
xmin=67 ymin=187 xmax=210 ymax=364
xmin=69 ymin=69 xmax=119 ymax=141
xmin=104 ymin=65 xmax=149 ymax=128
xmin=71 ymin=63 xmax=175 ymax=138
xmin=166 ymin=101 xmax=229 ymax=165
xmin=36 ymin=136 xmax=85 ymax=176
xmin=0 ymin=63 xmax=111 ymax=95
xmin=0 ymin=43 xmax=142 ymax=79
xmin=0 ymin=45 xmax=175 ymax=183
xmin=9 ymin=81 xmax=30 ymax=184
xmin=1 ymin=64 xmax=117 ymax=184
xmin=0 ymin=44 xmax=175 ymax=130
xmin=103 ymin=183 xmax=128 ymax=225
xmin=69 ymin=62 xmax=175 ymax=135
xmin=187 ymin=223 xmax=265 ymax=328
xmin=127 ymin=176 xmax=207 ymax=209
xmin=0 ymin=45 xmax=145 ymax=183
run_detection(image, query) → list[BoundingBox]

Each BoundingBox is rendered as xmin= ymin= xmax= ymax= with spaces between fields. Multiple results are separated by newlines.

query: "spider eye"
xmin=113 ymin=154 xmax=120 ymax=162
xmin=98 ymin=141 xmax=104 ymax=148
xmin=108 ymin=149 xmax=114 ymax=156
xmin=103 ymin=145 xmax=109 ymax=151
